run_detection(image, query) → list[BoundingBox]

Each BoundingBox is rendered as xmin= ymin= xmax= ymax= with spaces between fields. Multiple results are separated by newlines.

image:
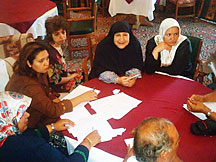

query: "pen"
xmin=92 ymin=86 xmax=96 ymax=91
xmin=125 ymin=74 xmax=140 ymax=81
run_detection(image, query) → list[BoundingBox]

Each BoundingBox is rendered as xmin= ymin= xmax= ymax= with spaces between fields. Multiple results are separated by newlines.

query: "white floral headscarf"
xmin=0 ymin=91 xmax=31 ymax=147
xmin=154 ymin=18 xmax=187 ymax=67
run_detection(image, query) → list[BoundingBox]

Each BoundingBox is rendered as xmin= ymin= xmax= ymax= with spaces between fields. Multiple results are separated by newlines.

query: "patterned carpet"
xmin=67 ymin=10 xmax=216 ymax=77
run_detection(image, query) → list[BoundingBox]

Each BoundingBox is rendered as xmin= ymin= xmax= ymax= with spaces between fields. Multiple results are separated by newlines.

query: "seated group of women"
xmin=89 ymin=17 xmax=193 ymax=87
xmin=0 ymin=15 xmax=210 ymax=162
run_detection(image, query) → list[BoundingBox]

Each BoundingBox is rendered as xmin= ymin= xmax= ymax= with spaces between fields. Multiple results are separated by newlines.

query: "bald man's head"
xmin=133 ymin=118 xmax=179 ymax=162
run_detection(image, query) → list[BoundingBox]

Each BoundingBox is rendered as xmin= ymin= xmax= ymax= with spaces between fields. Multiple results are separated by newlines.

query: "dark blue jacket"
xmin=0 ymin=127 xmax=89 ymax=162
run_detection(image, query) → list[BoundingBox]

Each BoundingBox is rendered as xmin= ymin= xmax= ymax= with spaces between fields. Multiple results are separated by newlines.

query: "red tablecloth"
xmin=64 ymin=73 xmax=216 ymax=162
xmin=125 ymin=0 xmax=133 ymax=4
xmin=0 ymin=0 xmax=56 ymax=33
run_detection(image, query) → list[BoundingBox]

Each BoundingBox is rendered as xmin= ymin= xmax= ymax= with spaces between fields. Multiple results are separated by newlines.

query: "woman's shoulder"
xmin=8 ymin=74 xmax=40 ymax=88
xmin=178 ymin=38 xmax=190 ymax=48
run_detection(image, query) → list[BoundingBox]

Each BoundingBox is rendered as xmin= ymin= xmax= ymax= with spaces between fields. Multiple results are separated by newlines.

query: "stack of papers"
xmin=62 ymin=112 xmax=125 ymax=142
xmin=89 ymin=92 xmax=142 ymax=120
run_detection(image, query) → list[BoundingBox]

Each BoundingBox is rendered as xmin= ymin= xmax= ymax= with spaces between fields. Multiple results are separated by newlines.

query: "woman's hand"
xmin=81 ymin=130 xmax=101 ymax=150
xmin=70 ymin=90 xmax=98 ymax=108
xmin=79 ymin=90 xmax=98 ymax=102
xmin=54 ymin=119 xmax=75 ymax=131
xmin=116 ymin=76 xmax=136 ymax=87
xmin=46 ymin=119 xmax=75 ymax=133
xmin=157 ymin=42 xmax=172 ymax=52
xmin=152 ymin=42 xmax=172 ymax=60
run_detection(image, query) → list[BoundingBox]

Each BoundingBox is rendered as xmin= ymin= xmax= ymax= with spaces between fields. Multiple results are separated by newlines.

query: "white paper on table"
xmin=62 ymin=85 xmax=100 ymax=100
xmin=155 ymin=71 xmax=193 ymax=81
xmin=183 ymin=104 xmax=207 ymax=120
xmin=203 ymin=102 xmax=216 ymax=112
xmin=66 ymin=113 xmax=126 ymax=143
xmin=127 ymin=156 xmax=138 ymax=162
xmin=124 ymin=138 xmax=134 ymax=147
xmin=61 ymin=103 xmax=92 ymax=123
xmin=89 ymin=92 xmax=142 ymax=120
xmin=64 ymin=136 xmax=124 ymax=162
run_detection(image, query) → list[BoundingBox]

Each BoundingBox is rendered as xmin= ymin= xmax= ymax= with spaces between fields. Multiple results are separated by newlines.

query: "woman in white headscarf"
xmin=145 ymin=18 xmax=192 ymax=78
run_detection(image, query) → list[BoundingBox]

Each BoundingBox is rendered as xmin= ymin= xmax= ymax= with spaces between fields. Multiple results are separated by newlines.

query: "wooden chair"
xmin=51 ymin=0 xmax=90 ymax=18
xmin=50 ymin=0 xmax=67 ymax=18
xmin=167 ymin=0 xmax=196 ymax=19
xmin=186 ymin=35 xmax=203 ymax=81
xmin=82 ymin=32 xmax=107 ymax=81
xmin=66 ymin=0 xmax=101 ymax=60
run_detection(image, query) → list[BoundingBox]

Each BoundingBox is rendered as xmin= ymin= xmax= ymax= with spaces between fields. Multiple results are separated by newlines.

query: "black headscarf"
xmin=88 ymin=21 xmax=144 ymax=80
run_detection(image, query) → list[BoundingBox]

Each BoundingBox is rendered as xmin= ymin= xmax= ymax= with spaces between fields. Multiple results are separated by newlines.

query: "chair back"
xmin=66 ymin=0 xmax=100 ymax=59
xmin=167 ymin=0 xmax=196 ymax=19
xmin=0 ymin=33 xmax=34 ymax=59
xmin=82 ymin=32 xmax=107 ymax=81
xmin=187 ymin=35 xmax=203 ymax=77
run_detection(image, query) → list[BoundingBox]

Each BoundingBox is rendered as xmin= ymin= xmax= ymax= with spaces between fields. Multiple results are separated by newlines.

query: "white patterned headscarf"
xmin=0 ymin=91 xmax=31 ymax=147
xmin=154 ymin=18 xmax=187 ymax=67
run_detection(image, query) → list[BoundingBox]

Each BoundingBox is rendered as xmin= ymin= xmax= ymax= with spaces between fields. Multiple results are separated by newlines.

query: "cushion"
xmin=4 ymin=57 xmax=16 ymax=78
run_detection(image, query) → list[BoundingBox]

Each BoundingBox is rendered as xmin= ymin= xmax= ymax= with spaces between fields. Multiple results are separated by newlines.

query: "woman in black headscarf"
xmin=89 ymin=21 xmax=144 ymax=87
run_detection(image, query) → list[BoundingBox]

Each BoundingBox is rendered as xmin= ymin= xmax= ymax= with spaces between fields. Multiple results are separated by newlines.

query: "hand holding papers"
xmin=183 ymin=104 xmax=207 ymax=120
xmin=183 ymin=102 xmax=216 ymax=120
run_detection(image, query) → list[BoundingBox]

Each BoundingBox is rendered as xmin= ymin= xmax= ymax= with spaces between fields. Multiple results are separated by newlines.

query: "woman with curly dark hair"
xmin=45 ymin=15 xmax=83 ymax=93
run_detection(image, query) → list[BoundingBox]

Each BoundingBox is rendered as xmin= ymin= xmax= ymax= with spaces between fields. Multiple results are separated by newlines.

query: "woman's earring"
xmin=27 ymin=61 xmax=32 ymax=68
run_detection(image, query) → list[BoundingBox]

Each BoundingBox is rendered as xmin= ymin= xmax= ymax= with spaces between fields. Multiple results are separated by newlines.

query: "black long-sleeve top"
xmin=145 ymin=37 xmax=193 ymax=79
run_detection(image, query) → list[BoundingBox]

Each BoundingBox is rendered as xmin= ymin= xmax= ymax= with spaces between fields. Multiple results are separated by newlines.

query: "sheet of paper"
xmin=64 ymin=136 xmax=123 ymax=162
xmin=155 ymin=71 xmax=193 ymax=81
xmin=66 ymin=114 xmax=126 ymax=143
xmin=62 ymin=85 xmax=100 ymax=100
xmin=183 ymin=104 xmax=207 ymax=120
xmin=124 ymin=138 xmax=134 ymax=147
xmin=89 ymin=92 xmax=142 ymax=120
xmin=203 ymin=102 xmax=216 ymax=112
xmin=61 ymin=103 xmax=92 ymax=122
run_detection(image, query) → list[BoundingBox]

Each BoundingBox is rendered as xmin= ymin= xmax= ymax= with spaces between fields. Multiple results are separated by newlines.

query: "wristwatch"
xmin=207 ymin=110 xmax=214 ymax=117
xmin=51 ymin=123 xmax=55 ymax=132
